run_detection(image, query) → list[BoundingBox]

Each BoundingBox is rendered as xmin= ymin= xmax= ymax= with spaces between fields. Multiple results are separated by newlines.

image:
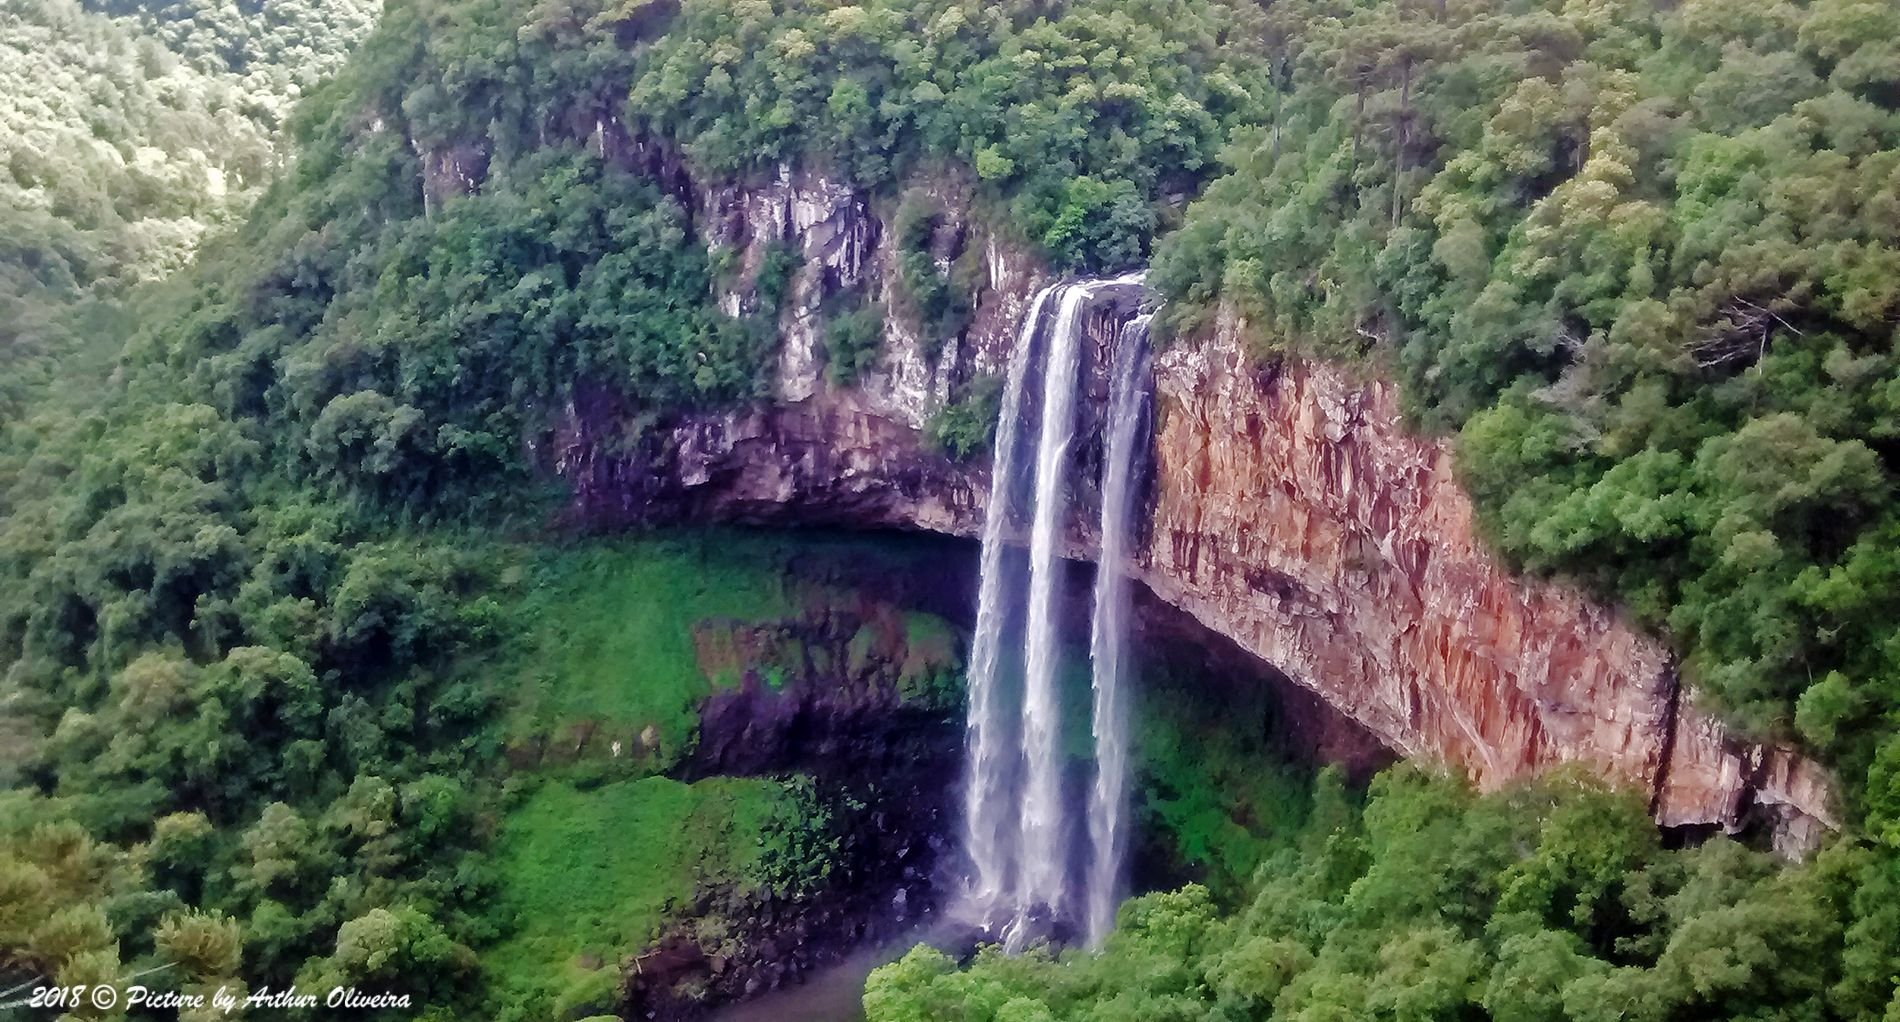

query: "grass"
xmin=503 ymin=534 xmax=800 ymax=765
xmin=480 ymin=529 xmax=972 ymax=1018
xmin=501 ymin=530 xmax=974 ymax=764
xmin=485 ymin=773 xmax=815 ymax=1020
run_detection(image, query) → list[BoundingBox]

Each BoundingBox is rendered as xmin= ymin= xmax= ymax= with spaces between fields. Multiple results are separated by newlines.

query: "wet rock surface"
xmin=618 ymin=566 xmax=965 ymax=1021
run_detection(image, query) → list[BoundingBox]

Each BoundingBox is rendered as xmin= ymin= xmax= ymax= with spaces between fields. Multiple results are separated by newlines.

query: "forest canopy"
xmin=868 ymin=768 xmax=1900 ymax=1022
xmin=0 ymin=0 xmax=380 ymax=418
xmin=1149 ymin=0 xmax=1900 ymax=823
xmin=1 ymin=0 xmax=380 ymax=295
xmin=0 ymin=0 xmax=1285 ymax=1014
xmin=6 ymin=0 xmax=1900 ymax=1019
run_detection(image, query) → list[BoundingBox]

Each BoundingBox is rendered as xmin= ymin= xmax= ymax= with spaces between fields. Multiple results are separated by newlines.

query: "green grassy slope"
xmin=502 ymin=537 xmax=799 ymax=765
xmin=476 ymin=531 xmax=967 ymax=1019
xmin=485 ymin=773 xmax=814 ymax=1019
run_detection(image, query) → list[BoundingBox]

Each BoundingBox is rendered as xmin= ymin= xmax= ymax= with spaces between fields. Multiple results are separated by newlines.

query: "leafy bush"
xmin=869 ymin=768 xmax=1892 ymax=1022
xmin=752 ymin=241 xmax=803 ymax=316
xmin=824 ymin=301 xmax=886 ymax=387
xmin=926 ymin=375 xmax=1003 ymax=462
xmin=890 ymin=192 xmax=975 ymax=354
xmin=1038 ymin=175 xmax=1155 ymax=272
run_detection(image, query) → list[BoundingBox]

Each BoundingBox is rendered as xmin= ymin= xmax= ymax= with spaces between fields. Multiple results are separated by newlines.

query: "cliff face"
xmin=540 ymin=160 xmax=1836 ymax=852
xmin=1142 ymin=317 xmax=1835 ymax=851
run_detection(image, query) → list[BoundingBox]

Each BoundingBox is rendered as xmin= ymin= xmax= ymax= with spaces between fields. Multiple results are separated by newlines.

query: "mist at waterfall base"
xmin=958 ymin=275 xmax=1154 ymax=952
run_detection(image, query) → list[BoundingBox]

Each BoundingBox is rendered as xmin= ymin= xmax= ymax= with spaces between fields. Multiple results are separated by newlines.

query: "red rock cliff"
xmin=1140 ymin=314 xmax=1835 ymax=851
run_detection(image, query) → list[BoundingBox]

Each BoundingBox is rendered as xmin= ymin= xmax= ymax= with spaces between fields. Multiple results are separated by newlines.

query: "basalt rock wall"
xmin=528 ymin=159 xmax=1835 ymax=852
xmin=1142 ymin=313 xmax=1836 ymax=851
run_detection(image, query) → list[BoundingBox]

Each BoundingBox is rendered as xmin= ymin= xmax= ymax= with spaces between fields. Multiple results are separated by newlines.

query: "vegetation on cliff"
xmin=7 ymin=0 xmax=1900 ymax=1017
xmin=629 ymin=0 xmax=1269 ymax=270
xmin=1151 ymin=0 xmax=1900 ymax=821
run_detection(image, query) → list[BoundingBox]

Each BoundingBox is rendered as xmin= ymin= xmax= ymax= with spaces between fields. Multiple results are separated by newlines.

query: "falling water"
xmin=1010 ymin=282 xmax=1100 ymax=940
xmin=1084 ymin=314 xmax=1151 ymax=947
xmin=960 ymin=283 xmax=1058 ymax=910
xmin=958 ymin=272 xmax=1150 ymax=951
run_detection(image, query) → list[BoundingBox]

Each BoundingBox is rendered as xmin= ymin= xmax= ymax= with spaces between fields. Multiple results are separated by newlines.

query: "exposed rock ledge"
xmin=535 ymin=160 xmax=1835 ymax=854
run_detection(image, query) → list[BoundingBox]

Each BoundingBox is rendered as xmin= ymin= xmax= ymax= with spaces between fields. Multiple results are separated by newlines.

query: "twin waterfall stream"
xmin=958 ymin=274 xmax=1153 ymax=951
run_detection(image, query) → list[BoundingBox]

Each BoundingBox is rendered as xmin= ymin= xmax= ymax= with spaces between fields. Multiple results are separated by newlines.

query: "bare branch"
xmin=1688 ymin=296 xmax=1802 ymax=371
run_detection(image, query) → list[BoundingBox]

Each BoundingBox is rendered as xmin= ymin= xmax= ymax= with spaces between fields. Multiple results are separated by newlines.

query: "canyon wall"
xmin=1143 ymin=316 xmax=1836 ymax=851
xmin=539 ymin=158 xmax=1836 ymax=852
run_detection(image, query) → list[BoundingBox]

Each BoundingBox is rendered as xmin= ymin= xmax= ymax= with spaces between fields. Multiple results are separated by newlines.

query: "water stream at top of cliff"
xmin=958 ymin=272 xmax=1151 ymax=952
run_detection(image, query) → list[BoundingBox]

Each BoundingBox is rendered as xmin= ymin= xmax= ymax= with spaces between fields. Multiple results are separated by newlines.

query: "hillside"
xmin=0 ymin=0 xmax=379 ymax=417
xmin=2 ymin=0 xmax=1899 ymax=1020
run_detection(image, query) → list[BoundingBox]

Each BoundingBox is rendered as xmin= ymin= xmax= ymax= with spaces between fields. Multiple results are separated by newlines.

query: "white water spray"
xmin=1010 ymin=281 xmax=1099 ymax=938
xmin=1084 ymin=314 xmax=1151 ymax=947
xmin=957 ymin=272 xmax=1150 ymax=951
xmin=960 ymin=283 xmax=1058 ymax=910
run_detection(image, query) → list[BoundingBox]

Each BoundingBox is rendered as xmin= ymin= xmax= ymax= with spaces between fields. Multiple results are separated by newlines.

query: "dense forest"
xmin=1 ymin=0 xmax=378 ymax=414
xmin=870 ymin=768 xmax=1891 ymax=1022
xmin=1149 ymin=0 xmax=1900 ymax=803
xmin=3 ymin=0 xmax=1900 ymax=1019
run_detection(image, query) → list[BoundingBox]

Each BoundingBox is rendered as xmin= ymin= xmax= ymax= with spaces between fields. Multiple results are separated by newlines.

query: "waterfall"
xmin=960 ymin=283 xmax=1057 ymax=910
xmin=1084 ymin=314 xmax=1151 ymax=947
xmin=1010 ymin=281 xmax=1099 ymax=939
xmin=957 ymin=272 xmax=1149 ymax=951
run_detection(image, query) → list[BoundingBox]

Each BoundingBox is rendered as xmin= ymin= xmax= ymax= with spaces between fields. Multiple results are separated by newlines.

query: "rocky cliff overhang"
xmin=511 ymin=151 xmax=1836 ymax=853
